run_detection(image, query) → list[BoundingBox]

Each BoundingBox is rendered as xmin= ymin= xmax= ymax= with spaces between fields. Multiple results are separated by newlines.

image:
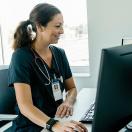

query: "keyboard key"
xmin=79 ymin=103 xmax=95 ymax=123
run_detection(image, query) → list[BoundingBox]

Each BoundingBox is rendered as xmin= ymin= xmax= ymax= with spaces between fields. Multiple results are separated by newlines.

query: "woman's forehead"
xmin=50 ymin=14 xmax=64 ymax=24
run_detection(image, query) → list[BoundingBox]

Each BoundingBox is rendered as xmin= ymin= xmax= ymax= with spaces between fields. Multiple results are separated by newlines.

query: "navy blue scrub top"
xmin=8 ymin=45 xmax=72 ymax=131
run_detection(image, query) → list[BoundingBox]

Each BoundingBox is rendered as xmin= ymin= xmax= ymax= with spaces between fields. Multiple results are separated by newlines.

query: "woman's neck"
xmin=32 ymin=41 xmax=52 ymax=68
xmin=32 ymin=40 xmax=50 ymax=55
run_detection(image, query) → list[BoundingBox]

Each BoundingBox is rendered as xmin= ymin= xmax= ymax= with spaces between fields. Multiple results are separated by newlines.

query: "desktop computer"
xmin=91 ymin=44 xmax=132 ymax=132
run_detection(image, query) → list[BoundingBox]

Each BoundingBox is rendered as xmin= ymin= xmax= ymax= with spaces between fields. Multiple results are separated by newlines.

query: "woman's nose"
xmin=59 ymin=27 xmax=64 ymax=34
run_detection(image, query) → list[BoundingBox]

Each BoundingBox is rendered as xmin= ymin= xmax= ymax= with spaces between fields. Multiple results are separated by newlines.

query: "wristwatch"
xmin=46 ymin=118 xmax=59 ymax=131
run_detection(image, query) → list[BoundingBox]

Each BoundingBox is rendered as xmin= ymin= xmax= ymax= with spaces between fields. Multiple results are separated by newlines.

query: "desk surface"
xmin=73 ymin=88 xmax=96 ymax=132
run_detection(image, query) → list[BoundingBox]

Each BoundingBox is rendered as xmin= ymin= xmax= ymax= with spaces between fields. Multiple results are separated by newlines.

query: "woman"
xmin=8 ymin=3 xmax=88 ymax=132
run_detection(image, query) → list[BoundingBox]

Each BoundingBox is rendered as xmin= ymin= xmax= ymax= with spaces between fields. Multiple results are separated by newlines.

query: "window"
xmin=0 ymin=0 xmax=89 ymax=73
xmin=0 ymin=25 xmax=4 ymax=65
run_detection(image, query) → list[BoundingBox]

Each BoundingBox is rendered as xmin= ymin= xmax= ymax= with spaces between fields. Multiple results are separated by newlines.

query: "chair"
xmin=0 ymin=65 xmax=17 ymax=131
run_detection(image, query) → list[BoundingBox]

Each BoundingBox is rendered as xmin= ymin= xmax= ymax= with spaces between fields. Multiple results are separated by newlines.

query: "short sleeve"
xmin=8 ymin=49 xmax=32 ymax=87
xmin=59 ymin=48 xmax=72 ymax=80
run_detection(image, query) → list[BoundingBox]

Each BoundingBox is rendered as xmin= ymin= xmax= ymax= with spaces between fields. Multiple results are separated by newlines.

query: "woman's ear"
xmin=36 ymin=24 xmax=45 ymax=32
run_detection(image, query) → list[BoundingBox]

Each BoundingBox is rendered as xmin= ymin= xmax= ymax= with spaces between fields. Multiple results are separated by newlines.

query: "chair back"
xmin=0 ymin=66 xmax=16 ymax=114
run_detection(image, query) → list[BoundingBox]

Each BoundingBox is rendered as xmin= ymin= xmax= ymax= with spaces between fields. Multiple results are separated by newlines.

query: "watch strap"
xmin=46 ymin=118 xmax=59 ymax=131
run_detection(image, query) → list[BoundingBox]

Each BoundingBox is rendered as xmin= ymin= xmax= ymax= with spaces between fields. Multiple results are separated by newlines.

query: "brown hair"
xmin=13 ymin=3 xmax=61 ymax=50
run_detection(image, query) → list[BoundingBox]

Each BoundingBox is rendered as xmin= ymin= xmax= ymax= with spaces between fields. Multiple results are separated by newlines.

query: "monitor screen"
xmin=92 ymin=44 xmax=132 ymax=132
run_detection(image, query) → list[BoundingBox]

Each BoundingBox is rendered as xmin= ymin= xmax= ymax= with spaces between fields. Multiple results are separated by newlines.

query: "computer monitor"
xmin=92 ymin=44 xmax=132 ymax=132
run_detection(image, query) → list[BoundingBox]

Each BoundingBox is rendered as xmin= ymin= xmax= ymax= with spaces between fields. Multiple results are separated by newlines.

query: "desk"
xmin=42 ymin=88 xmax=96 ymax=132
xmin=72 ymin=88 xmax=96 ymax=131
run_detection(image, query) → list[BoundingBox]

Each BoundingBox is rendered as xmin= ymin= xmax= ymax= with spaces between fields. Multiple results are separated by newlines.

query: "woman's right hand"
xmin=52 ymin=120 xmax=88 ymax=132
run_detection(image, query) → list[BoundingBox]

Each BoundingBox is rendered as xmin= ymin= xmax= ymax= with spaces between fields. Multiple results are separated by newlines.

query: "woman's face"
xmin=40 ymin=13 xmax=64 ymax=44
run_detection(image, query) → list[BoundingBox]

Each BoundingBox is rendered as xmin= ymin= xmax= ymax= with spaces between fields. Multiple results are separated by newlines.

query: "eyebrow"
xmin=55 ymin=22 xmax=63 ymax=25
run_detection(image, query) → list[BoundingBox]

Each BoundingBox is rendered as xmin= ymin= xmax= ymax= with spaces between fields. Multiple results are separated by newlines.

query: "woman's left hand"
xmin=55 ymin=101 xmax=73 ymax=118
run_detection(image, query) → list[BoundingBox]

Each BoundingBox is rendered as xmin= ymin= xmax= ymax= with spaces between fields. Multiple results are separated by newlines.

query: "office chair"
xmin=0 ymin=66 xmax=17 ymax=130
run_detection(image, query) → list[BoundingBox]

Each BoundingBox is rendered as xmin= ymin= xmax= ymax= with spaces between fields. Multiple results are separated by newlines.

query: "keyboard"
xmin=79 ymin=103 xmax=95 ymax=123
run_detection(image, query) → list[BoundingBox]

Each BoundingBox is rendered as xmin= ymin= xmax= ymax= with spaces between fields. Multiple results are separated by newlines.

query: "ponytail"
xmin=12 ymin=20 xmax=37 ymax=50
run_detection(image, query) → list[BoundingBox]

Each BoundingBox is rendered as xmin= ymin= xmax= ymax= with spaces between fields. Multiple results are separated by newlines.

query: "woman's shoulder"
xmin=13 ymin=47 xmax=32 ymax=58
xmin=11 ymin=47 xmax=33 ymax=63
xmin=50 ymin=45 xmax=65 ymax=54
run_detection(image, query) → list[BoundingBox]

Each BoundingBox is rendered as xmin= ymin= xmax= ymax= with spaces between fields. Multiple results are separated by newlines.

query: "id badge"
xmin=52 ymin=80 xmax=63 ymax=101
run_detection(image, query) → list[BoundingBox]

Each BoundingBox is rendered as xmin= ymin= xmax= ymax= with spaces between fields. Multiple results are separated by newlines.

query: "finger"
xmin=56 ymin=106 xmax=64 ymax=117
xmin=64 ymin=126 xmax=74 ymax=132
xmin=70 ymin=107 xmax=73 ymax=116
xmin=70 ymin=121 xmax=84 ymax=132
xmin=78 ymin=122 xmax=88 ymax=132
xmin=60 ymin=106 xmax=67 ymax=118
xmin=74 ymin=127 xmax=83 ymax=132
xmin=73 ymin=125 xmax=84 ymax=132
xmin=65 ymin=121 xmax=82 ymax=132
xmin=66 ymin=107 xmax=73 ymax=117
xmin=72 ymin=121 xmax=88 ymax=132
xmin=66 ymin=108 xmax=70 ymax=117
xmin=64 ymin=121 xmax=87 ymax=132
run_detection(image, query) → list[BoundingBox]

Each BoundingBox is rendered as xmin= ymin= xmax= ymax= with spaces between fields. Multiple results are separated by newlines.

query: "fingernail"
xmin=66 ymin=115 xmax=69 ymax=118
xmin=55 ymin=115 xmax=58 ymax=117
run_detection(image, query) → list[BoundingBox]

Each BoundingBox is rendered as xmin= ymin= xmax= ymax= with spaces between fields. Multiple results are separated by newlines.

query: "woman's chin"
xmin=53 ymin=40 xmax=59 ymax=44
xmin=50 ymin=39 xmax=59 ymax=44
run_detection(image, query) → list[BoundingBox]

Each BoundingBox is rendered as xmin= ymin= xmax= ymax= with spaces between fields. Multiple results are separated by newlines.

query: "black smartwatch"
xmin=46 ymin=118 xmax=59 ymax=131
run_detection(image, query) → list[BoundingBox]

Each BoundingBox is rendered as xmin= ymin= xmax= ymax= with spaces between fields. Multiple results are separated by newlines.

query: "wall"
xmin=75 ymin=0 xmax=132 ymax=89
xmin=80 ymin=0 xmax=132 ymax=88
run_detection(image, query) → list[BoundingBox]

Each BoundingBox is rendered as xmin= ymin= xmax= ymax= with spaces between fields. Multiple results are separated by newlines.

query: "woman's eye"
xmin=56 ymin=25 xmax=61 ymax=28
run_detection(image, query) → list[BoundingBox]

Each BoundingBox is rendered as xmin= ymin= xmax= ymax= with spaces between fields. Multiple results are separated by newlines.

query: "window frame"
xmin=0 ymin=24 xmax=4 ymax=64
xmin=71 ymin=66 xmax=90 ymax=76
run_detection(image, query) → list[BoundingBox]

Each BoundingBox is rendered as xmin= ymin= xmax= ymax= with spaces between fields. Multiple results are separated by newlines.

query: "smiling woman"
xmin=6 ymin=3 xmax=88 ymax=132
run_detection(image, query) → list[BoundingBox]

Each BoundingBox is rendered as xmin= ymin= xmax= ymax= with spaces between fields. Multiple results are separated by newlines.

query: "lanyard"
xmin=50 ymin=46 xmax=63 ymax=83
xmin=31 ymin=47 xmax=63 ymax=85
xmin=33 ymin=50 xmax=51 ymax=85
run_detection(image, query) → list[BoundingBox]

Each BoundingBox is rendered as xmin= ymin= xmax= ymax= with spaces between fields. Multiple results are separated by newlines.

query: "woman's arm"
xmin=55 ymin=77 xmax=77 ymax=118
xmin=64 ymin=77 xmax=77 ymax=105
xmin=14 ymin=83 xmax=50 ymax=128
xmin=14 ymin=83 xmax=88 ymax=132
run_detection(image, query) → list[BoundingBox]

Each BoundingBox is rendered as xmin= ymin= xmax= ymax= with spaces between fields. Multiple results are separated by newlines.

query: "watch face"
xmin=46 ymin=124 xmax=51 ymax=130
xmin=46 ymin=118 xmax=59 ymax=131
xmin=126 ymin=121 xmax=132 ymax=130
